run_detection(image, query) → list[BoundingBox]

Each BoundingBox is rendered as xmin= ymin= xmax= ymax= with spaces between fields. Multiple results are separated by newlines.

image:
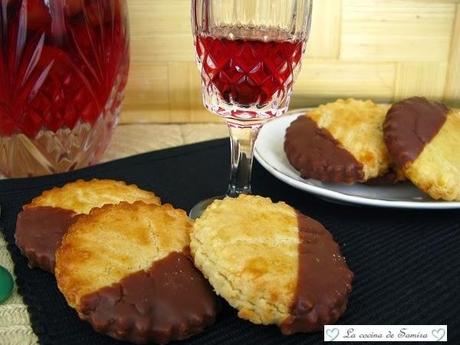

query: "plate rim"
xmin=254 ymin=111 xmax=460 ymax=210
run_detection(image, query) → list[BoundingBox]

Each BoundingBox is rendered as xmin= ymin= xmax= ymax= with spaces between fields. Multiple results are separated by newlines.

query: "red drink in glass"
xmin=0 ymin=0 xmax=129 ymax=177
xmin=195 ymin=26 xmax=304 ymax=122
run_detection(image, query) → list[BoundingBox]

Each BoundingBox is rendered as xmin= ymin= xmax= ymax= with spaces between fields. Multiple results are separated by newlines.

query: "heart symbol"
xmin=432 ymin=328 xmax=446 ymax=341
xmin=326 ymin=328 xmax=340 ymax=341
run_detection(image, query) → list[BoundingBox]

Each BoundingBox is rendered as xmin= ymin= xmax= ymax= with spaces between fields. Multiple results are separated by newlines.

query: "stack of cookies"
xmin=16 ymin=179 xmax=161 ymax=273
xmin=15 ymin=179 xmax=354 ymax=344
xmin=16 ymin=179 xmax=218 ymax=344
xmin=284 ymin=97 xmax=460 ymax=201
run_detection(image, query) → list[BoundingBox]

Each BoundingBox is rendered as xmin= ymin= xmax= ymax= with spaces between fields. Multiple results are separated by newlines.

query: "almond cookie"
xmin=285 ymin=99 xmax=391 ymax=183
xmin=384 ymin=97 xmax=460 ymax=201
xmin=55 ymin=202 xmax=218 ymax=345
xmin=15 ymin=179 xmax=160 ymax=272
xmin=190 ymin=195 xmax=353 ymax=334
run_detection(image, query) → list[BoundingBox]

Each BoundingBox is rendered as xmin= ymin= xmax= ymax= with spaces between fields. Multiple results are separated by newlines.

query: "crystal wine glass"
xmin=191 ymin=0 xmax=312 ymax=217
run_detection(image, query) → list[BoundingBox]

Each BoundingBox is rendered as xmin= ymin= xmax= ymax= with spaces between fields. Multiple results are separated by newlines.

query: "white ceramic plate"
xmin=254 ymin=110 xmax=460 ymax=209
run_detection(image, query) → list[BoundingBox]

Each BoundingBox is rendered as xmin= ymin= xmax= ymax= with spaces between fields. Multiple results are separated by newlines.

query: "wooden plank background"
xmin=121 ymin=0 xmax=460 ymax=124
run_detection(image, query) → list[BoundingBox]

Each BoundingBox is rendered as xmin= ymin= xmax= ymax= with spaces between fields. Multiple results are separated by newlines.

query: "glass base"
xmin=189 ymin=195 xmax=225 ymax=219
xmin=0 ymin=106 xmax=120 ymax=178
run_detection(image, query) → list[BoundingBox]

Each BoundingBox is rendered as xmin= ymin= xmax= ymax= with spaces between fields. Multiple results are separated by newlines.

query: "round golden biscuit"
xmin=308 ymin=99 xmax=390 ymax=180
xmin=405 ymin=111 xmax=460 ymax=200
xmin=56 ymin=202 xmax=190 ymax=308
xmin=56 ymin=202 xmax=217 ymax=344
xmin=16 ymin=179 xmax=161 ymax=273
xmin=385 ymin=97 xmax=460 ymax=201
xmin=190 ymin=195 xmax=353 ymax=334
xmin=27 ymin=179 xmax=160 ymax=214
xmin=285 ymin=99 xmax=391 ymax=183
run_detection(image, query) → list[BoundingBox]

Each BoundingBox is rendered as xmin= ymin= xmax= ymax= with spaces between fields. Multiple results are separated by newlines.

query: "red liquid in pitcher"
xmin=195 ymin=26 xmax=303 ymax=107
xmin=0 ymin=0 xmax=128 ymax=137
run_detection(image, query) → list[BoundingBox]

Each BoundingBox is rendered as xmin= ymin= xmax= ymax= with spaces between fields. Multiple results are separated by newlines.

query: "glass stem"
xmin=226 ymin=121 xmax=262 ymax=197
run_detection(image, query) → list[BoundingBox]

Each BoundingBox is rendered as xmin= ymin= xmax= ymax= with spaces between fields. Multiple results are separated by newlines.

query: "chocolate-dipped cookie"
xmin=55 ymin=202 xmax=218 ymax=345
xmin=384 ymin=97 xmax=460 ymax=201
xmin=284 ymin=99 xmax=391 ymax=183
xmin=190 ymin=195 xmax=353 ymax=334
xmin=15 ymin=179 xmax=160 ymax=272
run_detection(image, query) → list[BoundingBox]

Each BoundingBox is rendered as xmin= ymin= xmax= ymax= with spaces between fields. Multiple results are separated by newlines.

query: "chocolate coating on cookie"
xmin=15 ymin=207 xmax=78 ymax=272
xmin=79 ymin=251 xmax=218 ymax=345
xmin=281 ymin=213 xmax=353 ymax=334
xmin=284 ymin=116 xmax=364 ymax=183
xmin=384 ymin=97 xmax=448 ymax=168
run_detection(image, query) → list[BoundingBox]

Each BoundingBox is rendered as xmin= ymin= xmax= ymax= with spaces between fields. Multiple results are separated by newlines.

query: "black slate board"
xmin=1 ymin=139 xmax=459 ymax=345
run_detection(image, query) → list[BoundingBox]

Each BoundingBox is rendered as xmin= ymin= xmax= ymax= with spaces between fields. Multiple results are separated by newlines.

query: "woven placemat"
xmin=0 ymin=234 xmax=38 ymax=345
xmin=1 ymin=139 xmax=459 ymax=344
